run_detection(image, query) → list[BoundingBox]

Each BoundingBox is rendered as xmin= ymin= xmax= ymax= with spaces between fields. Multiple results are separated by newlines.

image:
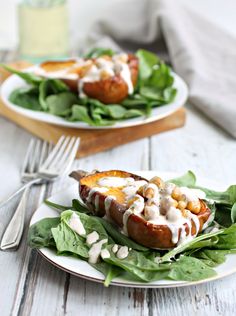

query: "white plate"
xmin=30 ymin=171 xmax=236 ymax=288
xmin=0 ymin=67 xmax=188 ymax=130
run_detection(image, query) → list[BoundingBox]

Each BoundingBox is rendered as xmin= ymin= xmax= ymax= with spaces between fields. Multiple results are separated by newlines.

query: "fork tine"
xmin=28 ymin=140 xmax=41 ymax=174
xmin=46 ymin=136 xmax=71 ymax=170
xmin=21 ymin=139 xmax=35 ymax=175
xmin=40 ymin=136 xmax=65 ymax=170
xmin=58 ymin=137 xmax=80 ymax=174
xmin=55 ymin=137 xmax=76 ymax=170
xmin=38 ymin=140 xmax=48 ymax=167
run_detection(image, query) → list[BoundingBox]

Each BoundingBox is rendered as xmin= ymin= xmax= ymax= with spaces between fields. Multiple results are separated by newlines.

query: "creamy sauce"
xmin=88 ymin=239 xmax=108 ymax=264
xmin=100 ymin=248 xmax=111 ymax=259
xmin=122 ymin=195 xmax=144 ymax=235
xmin=104 ymin=195 xmax=116 ymax=217
xmin=112 ymin=244 xmax=119 ymax=253
xmin=98 ymin=176 xmax=135 ymax=188
xmin=179 ymin=187 xmax=205 ymax=202
xmin=116 ymin=246 xmax=129 ymax=259
xmin=68 ymin=212 xmax=86 ymax=236
xmin=86 ymin=187 xmax=108 ymax=203
xmin=86 ymin=231 xmax=99 ymax=246
xmin=78 ymin=54 xmax=134 ymax=97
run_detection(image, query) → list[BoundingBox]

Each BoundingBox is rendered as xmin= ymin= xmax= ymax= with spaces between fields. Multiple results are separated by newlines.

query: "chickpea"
xmin=171 ymin=187 xmax=182 ymax=201
xmin=181 ymin=209 xmax=188 ymax=217
xmin=150 ymin=176 xmax=165 ymax=189
xmin=187 ymin=200 xmax=201 ymax=214
xmin=177 ymin=200 xmax=187 ymax=210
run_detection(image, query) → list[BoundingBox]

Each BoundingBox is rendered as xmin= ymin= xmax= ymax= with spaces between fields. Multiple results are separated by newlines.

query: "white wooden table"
xmin=1 ymin=1 xmax=236 ymax=314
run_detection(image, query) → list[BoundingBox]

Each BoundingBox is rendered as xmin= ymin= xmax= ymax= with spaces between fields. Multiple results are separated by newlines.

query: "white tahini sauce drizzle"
xmin=112 ymin=244 xmax=119 ymax=253
xmin=77 ymin=54 xmax=134 ymax=97
xmin=104 ymin=195 xmax=116 ymax=217
xmin=68 ymin=212 xmax=86 ymax=236
xmin=86 ymin=187 xmax=108 ymax=203
xmin=116 ymin=246 xmax=129 ymax=259
xmin=88 ymin=239 xmax=108 ymax=264
xmin=100 ymin=248 xmax=111 ymax=259
xmin=122 ymin=195 xmax=144 ymax=235
xmin=98 ymin=176 xmax=135 ymax=187
xmin=86 ymin=231 xmax=99 ymax=246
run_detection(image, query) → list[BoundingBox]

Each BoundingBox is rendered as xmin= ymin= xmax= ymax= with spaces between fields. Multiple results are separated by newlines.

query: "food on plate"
xmin=3 ymin=48 xmax=178 ymax=126
xmin=37 ymin=54 xmax=139 ymax=104
xmin=70 ymin=170 xmax=211 ymax=248
xmin=28 ymin=170 xmax=236 ymax=286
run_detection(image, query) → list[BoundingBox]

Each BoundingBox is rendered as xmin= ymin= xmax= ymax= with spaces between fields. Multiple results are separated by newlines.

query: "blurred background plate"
xmin=0 ymin=67 xmax=188 ymax=130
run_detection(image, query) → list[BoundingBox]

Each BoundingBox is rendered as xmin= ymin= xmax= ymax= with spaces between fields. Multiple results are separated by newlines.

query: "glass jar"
xmin=18 ymin=0 xmax=69 ymax=62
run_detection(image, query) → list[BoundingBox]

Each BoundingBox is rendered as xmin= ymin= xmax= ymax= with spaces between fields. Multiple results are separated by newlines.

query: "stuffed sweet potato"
xmin=70 ymin=170 xmax=212 ymax=249
xmin=37 ymin=54 xmax=139 ymax=104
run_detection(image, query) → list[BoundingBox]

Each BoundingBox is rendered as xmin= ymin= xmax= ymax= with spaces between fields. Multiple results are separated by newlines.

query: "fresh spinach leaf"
xmin=168 ymin=256 xmax=216 ymax=281
xmin=1 ymin=64 xmax=42 ymax=86
xmin=39 ymin=79 xmax=69 ymax=110
xmin=168 ymin=171 xmax=197 ymax=187
xmin=9 ymin=87 xmax=42 ymax=111
xmin=47 ymin=92 xmax=78 ymax=116
xmin=28 ymin=217 xmax=60 ymax=248
xmin=51 ymin=220 xmax=89 ymax=258
xmin=96 ymin=218 xmax=149 ymax=252
xmin=84 ymin=48 xmax=115 ymax=58
xmin=136 ymin=49 xmax=160 ymax=80
xmin=69 ymin=105 xmax=95 ymax=125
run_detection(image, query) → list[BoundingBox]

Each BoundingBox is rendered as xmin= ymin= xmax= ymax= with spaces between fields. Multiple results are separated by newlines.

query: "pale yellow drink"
xmin=18 ymin=1 xmax=69 ymax=62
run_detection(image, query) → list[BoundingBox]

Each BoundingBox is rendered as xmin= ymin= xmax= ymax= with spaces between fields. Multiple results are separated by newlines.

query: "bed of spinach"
xmin=28 ymin=171 xmax=236 ymax=286
xmin=2 ymin=48 xmax=177 ymax=126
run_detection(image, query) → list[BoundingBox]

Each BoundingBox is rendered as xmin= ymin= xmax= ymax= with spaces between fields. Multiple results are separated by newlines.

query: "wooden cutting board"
xmin=0 ymin=62 xmax=186 ymax=158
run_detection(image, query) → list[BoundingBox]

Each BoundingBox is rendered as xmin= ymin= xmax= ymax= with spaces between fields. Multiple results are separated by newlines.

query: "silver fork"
xmin=0 ymin=135 xmax=80 ymax=250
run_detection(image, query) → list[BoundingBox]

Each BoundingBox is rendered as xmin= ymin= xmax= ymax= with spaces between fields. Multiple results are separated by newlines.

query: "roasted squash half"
xmin=38 ymin=54 xmax=139 ymax=104
xmin=70 ymin=170 xmax=211 ymax=249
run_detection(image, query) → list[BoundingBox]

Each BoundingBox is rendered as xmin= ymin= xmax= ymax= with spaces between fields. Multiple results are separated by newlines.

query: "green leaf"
xmin=39 ymin=79 xmax=69 ymax=110
xmin=161 ymin=229 xmax=224 ymax=262
xmin=149 ymin=63 xmax=174 ymax=89
xmin=231 ymin=203 xmax=236 ymax=223
xmin=168 ymin=256 xmax=216 ymax=281
xmin=69 ymin=105 xmax=95 ymax=125
xmin=1 ymin=64 xmax=42 ymax=86
xmin=84 ymin=47 xmax=115 ymax=58
xmin=106 ymin=105 xmax=127 ymax=119
xmin=28 ymin=217 xmax=60 ymax=248
xmin=169 ymin=171 xmax=197 ymax=186
xmin=103 ymin=245 xmax=170 ymax=282
xmin=123 ymin=109 xmax=144 ymax=118
xmin=47 ymin=92 xmax=78 ymax=116
xmin=51 ymin=220 xmax=89 ymax=258
xmin=140 ymin=86 xmax=164 ymax=101
xmin=136 ymin=49 xmax=159 ymax=80
xmin=44 ymin=199 xmax=72 ymax=212
xmin=61 ymin=210 xmax=108 ymax=241
xmin=96 ymin=218 xmax=149 ymax=252
xmin=90 ymin=262 xmax=122 ymax=287
xmin=9 ymin=87 xmax=42 ymax=111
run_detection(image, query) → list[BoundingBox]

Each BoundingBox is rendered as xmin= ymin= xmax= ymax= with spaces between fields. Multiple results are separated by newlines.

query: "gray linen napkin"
xmin=84 ymin=0 xmax=236 ymax=137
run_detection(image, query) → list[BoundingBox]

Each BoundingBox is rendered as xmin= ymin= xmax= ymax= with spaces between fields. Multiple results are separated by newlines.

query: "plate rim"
xmin=30 ymin=171 xmax=236 ymax=288
xmin=0 ymin=68 xmax=188 ymax=130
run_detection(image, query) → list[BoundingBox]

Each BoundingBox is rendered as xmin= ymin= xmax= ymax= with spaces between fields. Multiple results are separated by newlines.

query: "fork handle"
xmin=0 ymin=178 xmax=41 ymax=209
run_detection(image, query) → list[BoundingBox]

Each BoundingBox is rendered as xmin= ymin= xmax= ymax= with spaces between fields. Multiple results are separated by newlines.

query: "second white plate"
xmin=30 ymin=171 xmax=236 ymax=288
xmin=1 ymin=68 xmax=188 ymax=129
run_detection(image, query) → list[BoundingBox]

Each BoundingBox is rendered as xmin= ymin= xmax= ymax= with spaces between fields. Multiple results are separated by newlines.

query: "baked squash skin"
xmin=70 ymin=170 xmax=212 ymax=249
xmin=126 ymin=200 xmax=211 ymax=249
